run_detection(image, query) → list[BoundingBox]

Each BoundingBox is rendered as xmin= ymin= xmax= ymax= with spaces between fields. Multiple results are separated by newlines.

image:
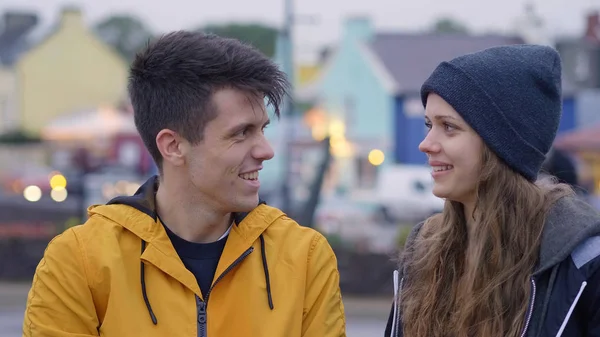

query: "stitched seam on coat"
xmin=72 ymin=228 xmax=92 ymax=289
xmin=307 ymin=233 xmax=346 ymax=335
xmin=26 ymin=233 xmax=65 ymax=335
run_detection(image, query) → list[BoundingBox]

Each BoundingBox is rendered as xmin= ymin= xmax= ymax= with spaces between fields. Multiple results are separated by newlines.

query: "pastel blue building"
xmin=301 ymin=17 xmax=579 ymax=191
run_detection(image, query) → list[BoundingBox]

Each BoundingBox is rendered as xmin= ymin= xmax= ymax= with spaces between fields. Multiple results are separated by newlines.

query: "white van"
xmin=374 ymin=164 xmax=445 ymax=222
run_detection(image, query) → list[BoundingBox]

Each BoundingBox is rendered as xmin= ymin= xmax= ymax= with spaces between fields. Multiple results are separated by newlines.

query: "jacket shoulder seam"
xmin=25 ymin=232 xmax=66 ymax=335
xmin=305 ymin=231 xmax=345 ymax=333
xmin=307 ymin=232 xmax=324 ymax=266
xmin=71 ymin=227 xmax=93 ymax=288
xmin=26 ymin=229 xmax=86 ymax=335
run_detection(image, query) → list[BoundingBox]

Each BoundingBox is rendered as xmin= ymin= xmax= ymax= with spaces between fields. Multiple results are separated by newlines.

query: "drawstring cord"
xmin=140 ymin=234 xmax=274 ymax=325
xmin=141 ymin=240 xmax=158 ymax=325
xmin=260 ymin=234 xmax=274 ymax=310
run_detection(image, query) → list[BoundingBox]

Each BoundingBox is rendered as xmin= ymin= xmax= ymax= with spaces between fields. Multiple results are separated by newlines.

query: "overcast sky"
xmin=3 ymin=0 xmax=599 ymax=62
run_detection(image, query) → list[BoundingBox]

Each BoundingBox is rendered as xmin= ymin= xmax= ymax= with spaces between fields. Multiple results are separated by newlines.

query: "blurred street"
xmin=0 ymin=192 xmax=79 ymax=222
xmin=0 ymin=282 xmax=390 ymax=337
xmin=0 ymin=1 xmax=599 ymax=337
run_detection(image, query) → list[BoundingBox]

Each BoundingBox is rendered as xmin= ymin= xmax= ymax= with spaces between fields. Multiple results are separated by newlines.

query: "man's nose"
xmin=253 ymin=135 xmax=275 ymax=161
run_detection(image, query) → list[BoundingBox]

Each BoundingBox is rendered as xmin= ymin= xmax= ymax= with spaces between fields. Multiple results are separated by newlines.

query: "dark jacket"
xmin=385 ymin=196 xmax=600 ymax=337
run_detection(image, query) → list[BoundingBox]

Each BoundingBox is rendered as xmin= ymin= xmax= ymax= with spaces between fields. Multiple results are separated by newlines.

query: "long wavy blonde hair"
xmin=400 ymin=146 xmax=573 ymax=337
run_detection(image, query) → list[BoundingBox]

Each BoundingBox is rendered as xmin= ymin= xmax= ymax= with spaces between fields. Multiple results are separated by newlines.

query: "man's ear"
xmin=156 ymin=129 xmax=185 ymax=167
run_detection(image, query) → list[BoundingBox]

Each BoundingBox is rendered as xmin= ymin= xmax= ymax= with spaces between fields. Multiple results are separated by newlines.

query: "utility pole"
xmin=279 ymin=0 xmax=295 ymax=215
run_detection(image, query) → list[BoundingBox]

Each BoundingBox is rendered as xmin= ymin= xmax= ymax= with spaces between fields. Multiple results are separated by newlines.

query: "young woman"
xmin=385 ymin=45 xmax=600 ymax=337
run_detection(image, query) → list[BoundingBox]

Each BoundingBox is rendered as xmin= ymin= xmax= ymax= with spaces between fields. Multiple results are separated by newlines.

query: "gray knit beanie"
xmin=420 ymin=44 xmax=563 ymax=181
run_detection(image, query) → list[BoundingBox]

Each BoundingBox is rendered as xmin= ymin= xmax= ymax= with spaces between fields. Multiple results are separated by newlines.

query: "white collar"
xmin=217 ymin=223 xmax=232 ymax=241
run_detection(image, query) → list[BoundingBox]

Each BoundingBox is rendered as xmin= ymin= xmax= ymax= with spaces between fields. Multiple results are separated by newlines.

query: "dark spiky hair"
xmin=128 ymin=30 xmax=289 ymax=168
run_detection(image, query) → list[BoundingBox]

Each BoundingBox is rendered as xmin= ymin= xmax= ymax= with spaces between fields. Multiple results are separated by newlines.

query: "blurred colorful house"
xmin=0 ymin=11 xmax=38 ymax=133
xmin=551 ymin=11 xmax=600 ymax=197
xmin=298 ymin=17 xmax=546 ymax=192
xmin=554 ymin=12 xmax=600 ymax=131
xmin=14 ymin=6 xmax=128 ymax=135
xmin=0 ymin=67 xmax=17 ymax=133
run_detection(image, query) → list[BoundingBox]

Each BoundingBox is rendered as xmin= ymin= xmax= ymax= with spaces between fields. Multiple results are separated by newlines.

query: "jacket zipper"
xmin=520 ymin=278 xmax=536 ymax=337
xmin=196 ymin=247 xmax=254 ymax=337
xmin=393 ymin=277 xmax=404 ymax=337
xmin=197 ymin=296 xmax=207 ymax=337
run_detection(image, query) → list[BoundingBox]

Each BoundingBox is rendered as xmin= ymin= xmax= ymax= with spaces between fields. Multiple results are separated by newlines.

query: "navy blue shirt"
xmin=162 ymin=222 xmax=228 ymax=300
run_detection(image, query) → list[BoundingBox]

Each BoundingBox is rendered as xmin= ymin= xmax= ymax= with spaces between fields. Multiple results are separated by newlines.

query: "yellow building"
xmin=296 ymin=64 xmax=320 ymax=86
xmin=15 ymin=7 xmax=128 ymax=135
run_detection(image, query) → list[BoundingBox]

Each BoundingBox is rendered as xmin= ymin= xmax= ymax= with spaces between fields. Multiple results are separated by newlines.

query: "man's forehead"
xmin=229 ymin=108 xmax=270 ymax=126
xmin=212 ymin=87 xmax=262 ymax=103
xmin=213 ymin=88 xmax=265 ymax=109
xmin=210 ymin=92 xmax=268 ymax=129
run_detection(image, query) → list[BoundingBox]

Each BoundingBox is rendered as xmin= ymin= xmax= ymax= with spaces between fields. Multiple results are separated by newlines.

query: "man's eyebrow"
xmin=226 ymin=118 xmax=270 ymax=134
xmin=226 ymin=122 xmax=252 ymax=134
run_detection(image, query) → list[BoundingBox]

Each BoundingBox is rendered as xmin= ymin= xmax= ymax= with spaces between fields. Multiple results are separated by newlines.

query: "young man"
xmin=23 ymin=31 xmax=346 ymax=337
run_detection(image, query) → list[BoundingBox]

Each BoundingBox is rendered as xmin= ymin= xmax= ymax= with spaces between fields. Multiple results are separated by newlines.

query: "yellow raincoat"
xmin=23 ymin=178 xmax=346 ymax=336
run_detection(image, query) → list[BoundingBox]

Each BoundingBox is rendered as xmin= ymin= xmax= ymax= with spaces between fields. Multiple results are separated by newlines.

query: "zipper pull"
xmin=196 ymin=296 xmax=207 ymax=337
xmin=198 ymin=300 xmax=206 ymax=324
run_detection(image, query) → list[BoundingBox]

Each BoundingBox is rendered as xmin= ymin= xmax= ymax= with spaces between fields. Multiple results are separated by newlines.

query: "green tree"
xmin=432 ymin=17 xmax=469 ymax=34
xmin=197 ymin=23 xmax=279 ymax=57
xmin=0 ymin=129 xmax=40 ymax=144
xmin=93 ymin=14 xmax=154 ymax=62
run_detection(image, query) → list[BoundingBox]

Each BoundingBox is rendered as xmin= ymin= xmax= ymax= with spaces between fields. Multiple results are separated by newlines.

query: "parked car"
xmin=315 ymin=198 xmax=393 ymax=234
xmin=373 ymin=164 xmax=445 ymax=222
